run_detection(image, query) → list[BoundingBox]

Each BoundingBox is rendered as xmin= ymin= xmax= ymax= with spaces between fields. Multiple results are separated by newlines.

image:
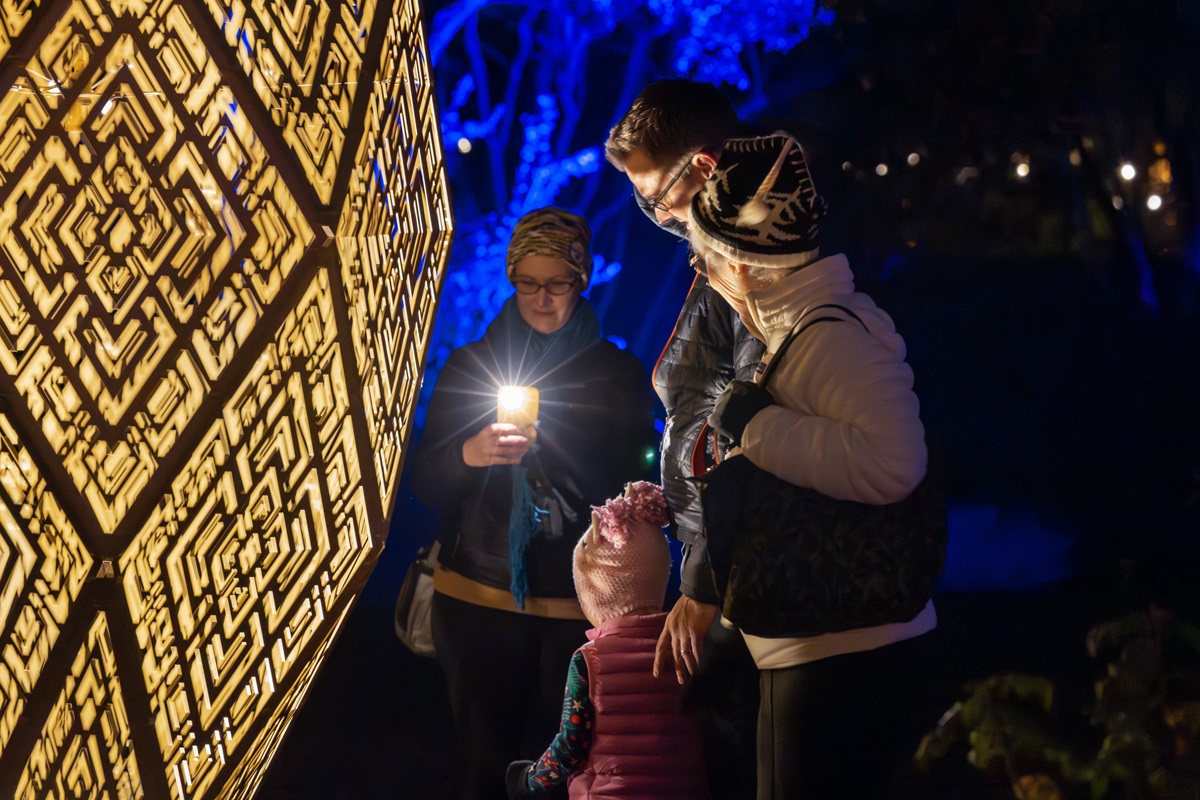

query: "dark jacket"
xmin=636 ymin=194 xmax=765 ymax=603
xmin=412 ymin=305 xmax=657 ymax=600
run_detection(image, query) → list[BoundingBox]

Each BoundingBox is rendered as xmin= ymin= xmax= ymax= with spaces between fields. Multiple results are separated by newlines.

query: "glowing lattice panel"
xmin=338 ymin=0 xmax=451 ymax=515
xmin=217 ymin=601 xmax=352 ymax=800
xmin=0 ymin=0 xmax=315 ymax=534
xmin=204 ymin=0 xmax=381 ymax=203
xmin=120 ymin=271 xmax=372 ymax=799
xmin=14 ymin=612 xmax=142 ymax=799
xmin=0 ymin=413 xmax=93 ymax=758
xmin=0 ymin=0 xmax=46 ymax=62
xmin=0 ymin=0 xmax=450 ymax=795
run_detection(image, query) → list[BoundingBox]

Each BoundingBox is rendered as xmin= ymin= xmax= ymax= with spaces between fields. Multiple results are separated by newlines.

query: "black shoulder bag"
xmin=696 ymin=304 xmax=947 ymax=638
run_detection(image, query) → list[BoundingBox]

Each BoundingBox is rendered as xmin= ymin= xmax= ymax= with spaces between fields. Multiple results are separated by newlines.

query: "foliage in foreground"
xmin=917 ymin=607 xmax=1200 ymax=799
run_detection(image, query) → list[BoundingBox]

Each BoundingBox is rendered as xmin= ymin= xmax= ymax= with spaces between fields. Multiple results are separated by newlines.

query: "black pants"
xmin=757 ymin=631 xmax=937 ymax=800
xmin=431 ymin=592 xmax=590 ymax=800
xmin=685 ymin=618 xmax=760 ymax=800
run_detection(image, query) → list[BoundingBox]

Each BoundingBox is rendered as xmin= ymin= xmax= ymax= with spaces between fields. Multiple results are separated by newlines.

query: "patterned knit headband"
xmin=690 ymin=134 xmax=827 ymax=270
xmin=506 ymin=207 xmax=593 ymax=288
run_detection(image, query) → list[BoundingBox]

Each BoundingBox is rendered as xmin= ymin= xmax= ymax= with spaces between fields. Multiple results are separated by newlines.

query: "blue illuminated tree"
xmin=421 ymin=0 xmax=833 ymax=400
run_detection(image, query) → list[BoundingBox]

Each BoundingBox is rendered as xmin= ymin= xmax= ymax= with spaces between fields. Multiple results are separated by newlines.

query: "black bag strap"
xmin=756 ymin=303 xmax=869 ymax=387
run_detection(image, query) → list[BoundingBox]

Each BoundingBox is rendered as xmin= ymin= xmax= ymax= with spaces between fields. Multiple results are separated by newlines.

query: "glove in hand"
xmin=505 ymin=760 xmax=538 ymax=800
xmin=709 ymin=380 xmax=775 ymax=447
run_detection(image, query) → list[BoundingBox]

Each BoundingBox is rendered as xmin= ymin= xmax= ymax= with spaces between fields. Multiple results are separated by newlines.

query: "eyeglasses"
xmin=511 ymin=276 xmax=580 ymax=296
xmin=645 ymin=155 xmax=695 ymax=212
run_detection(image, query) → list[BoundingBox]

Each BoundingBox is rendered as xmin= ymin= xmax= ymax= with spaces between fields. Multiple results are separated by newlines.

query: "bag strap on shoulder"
xmin=757 ymin=303 xmax=869 ymax=386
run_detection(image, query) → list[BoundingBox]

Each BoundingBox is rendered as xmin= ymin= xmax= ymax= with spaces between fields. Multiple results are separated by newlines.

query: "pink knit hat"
xmin=573 ymin=482 xmax=672 ymax=626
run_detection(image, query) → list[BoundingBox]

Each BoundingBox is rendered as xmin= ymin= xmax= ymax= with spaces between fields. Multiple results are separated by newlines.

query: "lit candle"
xmin=497 ymin=385 xmax=539 ymax=439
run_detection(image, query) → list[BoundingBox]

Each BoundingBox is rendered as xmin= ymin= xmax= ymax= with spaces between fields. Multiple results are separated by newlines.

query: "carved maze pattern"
xmin=202 ymin=0 xmax=380 ymax=203
xmin=14 ymin=612 xmax=142 ymax=800
xmin=0 ymin=413 xmax=93 ymax=759
xmin=338 ymin=0 xmax=449 ymax=514
xmin=0 ymin=0 xmax=48 ymax=62
xmin=0 ymin=0 xmax=314 ymax=534
xmin=217 ymin=601 xmax=351 ymax=800
xmin=120 ymin=271 xmax=371 ymax=799
xmin=0 ymin=0 xmax=450 ymax=795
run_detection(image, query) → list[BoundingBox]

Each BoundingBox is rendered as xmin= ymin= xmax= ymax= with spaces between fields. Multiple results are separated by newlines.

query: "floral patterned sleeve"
xmin=527 ymin=650 xmax=593 ymax=792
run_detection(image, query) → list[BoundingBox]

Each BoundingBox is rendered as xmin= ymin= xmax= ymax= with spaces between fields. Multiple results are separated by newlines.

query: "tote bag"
xmin=696 ymin=305 xmax=947 ymax=638
xmin=394 ymin=541 xmax=439 ymax=657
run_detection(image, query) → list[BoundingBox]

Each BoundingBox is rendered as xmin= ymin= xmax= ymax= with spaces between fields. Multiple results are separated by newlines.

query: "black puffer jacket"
xmin=653 ymin=277 xmax=763 ymax=601
xmin=637 ymin=186 xmax=766 ymax=600
xmin=412 ymin=305 xmax=657 ymax=600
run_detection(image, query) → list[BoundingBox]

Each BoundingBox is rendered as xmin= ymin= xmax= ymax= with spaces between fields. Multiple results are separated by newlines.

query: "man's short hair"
xmin=605 ymin=79 xmax=740 ymax=171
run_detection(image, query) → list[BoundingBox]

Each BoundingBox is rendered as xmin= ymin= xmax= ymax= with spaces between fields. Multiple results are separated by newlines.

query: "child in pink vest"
xmin=506 ymin=481 xmax=709 ymax=800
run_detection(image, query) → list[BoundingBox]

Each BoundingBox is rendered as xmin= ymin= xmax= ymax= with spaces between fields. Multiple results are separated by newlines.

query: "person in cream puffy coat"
xmin=688 ymin=134 xmax=937 ymax=800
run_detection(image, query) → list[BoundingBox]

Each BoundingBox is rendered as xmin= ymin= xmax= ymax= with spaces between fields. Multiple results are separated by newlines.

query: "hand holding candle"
xmin=497 ymin=385 xmax=539 ymax=440
xmin=460 ymin=386 xmax=539 ymax=467
xmin=462 ymin=422 xmax=531 ymax=467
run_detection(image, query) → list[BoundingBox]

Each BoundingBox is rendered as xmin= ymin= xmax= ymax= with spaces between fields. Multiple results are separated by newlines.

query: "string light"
xmin=1119 ymin=163 xmax=1136 ymax=181
xmin=1011 ymin=152 xmax=1030 ymax=179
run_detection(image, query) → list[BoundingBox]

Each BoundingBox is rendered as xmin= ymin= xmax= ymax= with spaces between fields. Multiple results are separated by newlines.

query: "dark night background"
xmin=258 ymin=0 xmax=1200 ymax=797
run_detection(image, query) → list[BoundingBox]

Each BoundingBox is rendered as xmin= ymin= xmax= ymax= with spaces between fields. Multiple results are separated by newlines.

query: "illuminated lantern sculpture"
xmin=0 ymin=0 xmax=452 ymax=796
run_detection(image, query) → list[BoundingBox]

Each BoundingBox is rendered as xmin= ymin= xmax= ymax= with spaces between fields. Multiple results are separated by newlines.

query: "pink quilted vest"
xmin=569 ymin=614 xmax=709 ymax=800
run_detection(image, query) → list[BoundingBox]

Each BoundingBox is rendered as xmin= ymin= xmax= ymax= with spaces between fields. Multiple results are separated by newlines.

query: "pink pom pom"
xmin=589 ymin=483 xmax=668 ymax=549
xmin=625 ymin=481 xmax=669 ymax=527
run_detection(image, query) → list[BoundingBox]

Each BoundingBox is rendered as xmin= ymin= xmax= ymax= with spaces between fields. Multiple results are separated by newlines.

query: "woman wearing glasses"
xmin=411 ymin=206 xmax=658 ymax=800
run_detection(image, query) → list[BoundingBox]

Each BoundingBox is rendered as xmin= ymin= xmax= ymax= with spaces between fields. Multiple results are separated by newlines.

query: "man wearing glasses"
xmin=605 ymin=79 xmax=764 ymax=800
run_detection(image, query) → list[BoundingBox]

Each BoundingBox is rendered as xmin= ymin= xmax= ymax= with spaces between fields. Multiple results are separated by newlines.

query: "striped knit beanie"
xmin=690 ymin=134 xmax=827 ymax=269
xmin=506 ymin=207 xmax=594 ymax=288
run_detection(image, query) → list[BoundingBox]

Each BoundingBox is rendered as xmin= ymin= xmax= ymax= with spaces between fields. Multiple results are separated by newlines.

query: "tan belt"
xmin=433 ymin=563 xmax=587 ymax=621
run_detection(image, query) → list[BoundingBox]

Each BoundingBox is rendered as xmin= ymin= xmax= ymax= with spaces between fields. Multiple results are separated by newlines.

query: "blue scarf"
xmin=482 ymin=296 xmax=600 ymax=610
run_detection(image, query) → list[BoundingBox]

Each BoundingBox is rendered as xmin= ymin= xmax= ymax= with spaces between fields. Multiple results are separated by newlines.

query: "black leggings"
xmin=431 ymin=592 xmax=590 ymax=800
xmin=757 ymin=632 xmax=937 ymax=800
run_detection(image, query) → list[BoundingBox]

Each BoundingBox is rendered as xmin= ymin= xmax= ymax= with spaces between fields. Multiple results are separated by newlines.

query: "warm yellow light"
xmin=1149 ymin=158 xmax=1172 ymax=186
xmin=875 ymin=163 xmax=888 ymax=177
xmin=1015 ymin=163 xmax=1030 ymax=178
xmin=906 ymin=153 xmax=920 ymax=166
xmin=0 ymin=0 xmax=452 ymax=797
xmin=498 ymin=386 xmax=539 ymax=438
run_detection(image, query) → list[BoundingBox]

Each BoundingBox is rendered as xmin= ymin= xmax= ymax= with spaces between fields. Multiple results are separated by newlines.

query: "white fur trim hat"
xmin=689 ymin=134 xmax=827 ymax=269
xmin=573 ymin=482 xmax=671 ymax=626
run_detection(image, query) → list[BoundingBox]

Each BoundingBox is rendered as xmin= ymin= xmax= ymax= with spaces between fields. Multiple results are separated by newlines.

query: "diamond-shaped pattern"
xmin=0 ymin=0 xmax=452 ymax=797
